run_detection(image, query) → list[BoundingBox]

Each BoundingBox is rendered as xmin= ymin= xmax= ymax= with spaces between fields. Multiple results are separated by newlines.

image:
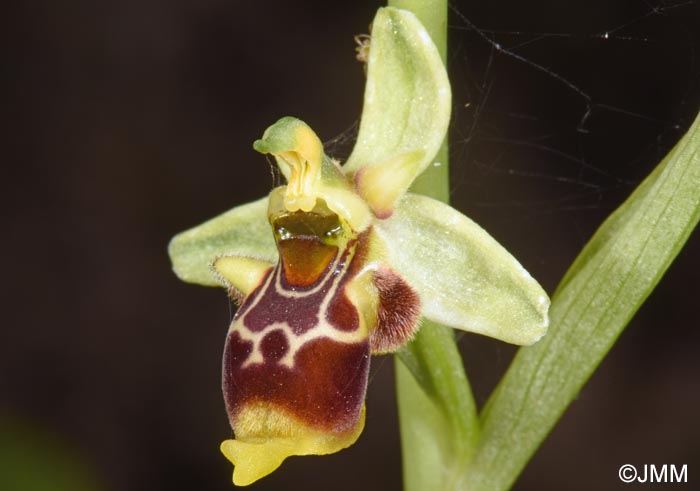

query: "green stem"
xmin=389 ymin=1 xmax=479 ymax=489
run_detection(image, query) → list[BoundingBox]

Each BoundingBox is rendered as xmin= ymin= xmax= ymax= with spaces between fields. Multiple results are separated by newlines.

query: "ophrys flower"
xmin=168 ymin=7 xmax=549 ymax=486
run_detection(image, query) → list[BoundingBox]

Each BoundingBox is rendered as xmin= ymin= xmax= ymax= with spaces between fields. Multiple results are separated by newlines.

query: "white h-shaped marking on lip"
xmin=233 ymin=247 xmax=367 ymax=369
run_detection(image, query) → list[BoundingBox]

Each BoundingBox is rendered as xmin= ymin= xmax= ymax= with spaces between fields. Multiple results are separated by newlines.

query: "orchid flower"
xmin=168 ymin=7 xmax=549 ymax=487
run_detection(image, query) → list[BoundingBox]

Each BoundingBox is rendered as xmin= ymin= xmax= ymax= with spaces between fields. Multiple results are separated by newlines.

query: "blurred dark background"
xmin=3 ymin=1 xmax=699 ymax=490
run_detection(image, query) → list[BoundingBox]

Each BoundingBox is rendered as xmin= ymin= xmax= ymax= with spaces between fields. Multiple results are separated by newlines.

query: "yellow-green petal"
xmin=373 ymin=193 xmax=550 ymax=345
xmin=344 ymin=7 xmax=450 ymax=211
xmin=213 ymin=255 xmax=272 ymax=296
xmin=168 ymin=197 xmax=277 ymax=286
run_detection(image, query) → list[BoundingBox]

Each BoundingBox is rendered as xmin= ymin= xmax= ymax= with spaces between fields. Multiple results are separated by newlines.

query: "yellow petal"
xmin=212 ymin=255 xmax=272 ymax=296
xmin=354 ymin=150 xmax=424 ymax=218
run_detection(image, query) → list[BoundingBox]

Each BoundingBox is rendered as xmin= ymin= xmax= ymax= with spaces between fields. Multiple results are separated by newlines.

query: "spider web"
xmin=326 ymin=1 xmax=698 ymax=246
xmin=447 ymin=0 xmax=698 ymax=218
xmin=329 ymin=0 xmax=700 ymax=397
xmin=443 ymin=0 xmax=699 ymax=405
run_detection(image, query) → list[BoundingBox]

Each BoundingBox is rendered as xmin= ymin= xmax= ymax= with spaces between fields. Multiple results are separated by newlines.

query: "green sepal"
xmin=344 ymin=7 xmax=450 ymax=192
xmin=374 ymin=193 xmax=550 ymax=345
xmin=168 ymin=197 xmax=277 ymax=286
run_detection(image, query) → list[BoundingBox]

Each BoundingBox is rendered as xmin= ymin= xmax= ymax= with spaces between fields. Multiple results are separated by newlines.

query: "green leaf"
xmin=168 ymin=197 xmax=277 ymax=286
xmin=374 ymin=193 xmax=550 ymax=346
xmin=465 ymin=110 xmax=700 ymax=490
xmin=344 ymin=6 xmax=450 ymax=190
